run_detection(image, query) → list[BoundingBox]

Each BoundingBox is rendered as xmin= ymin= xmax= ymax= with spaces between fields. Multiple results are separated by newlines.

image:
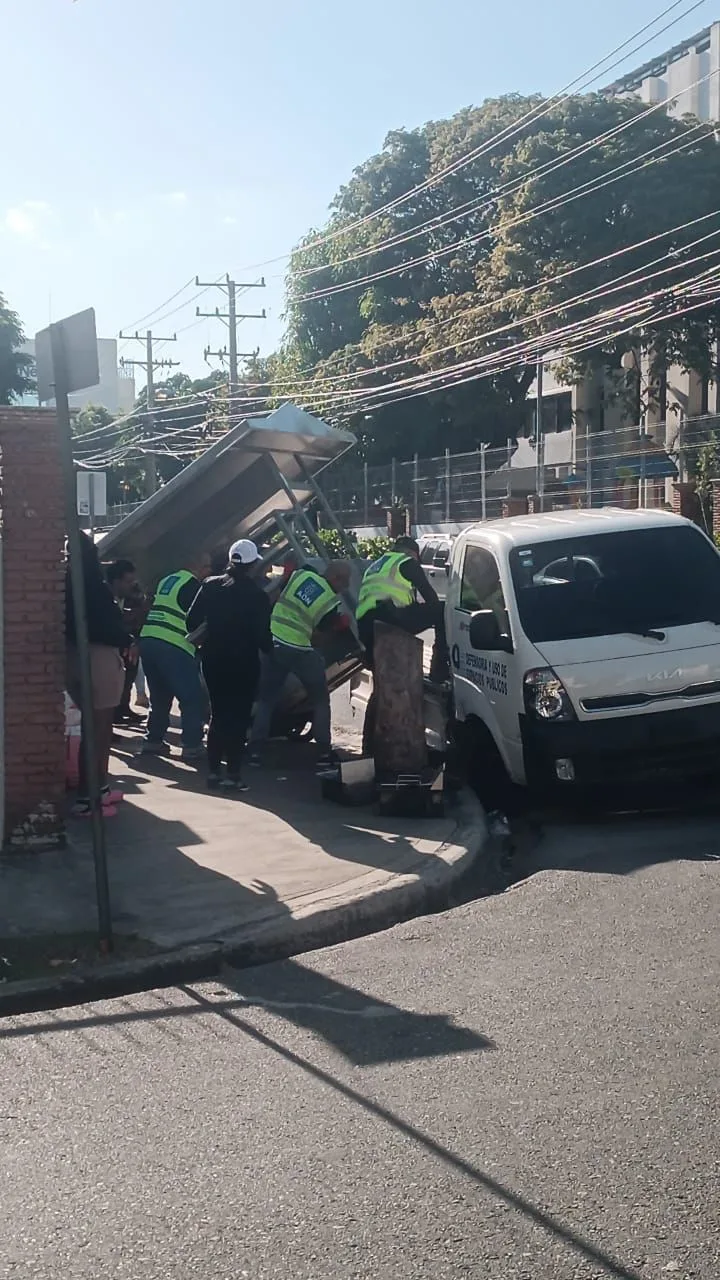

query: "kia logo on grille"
xmin=647 ymin=669 xmax=682 ymax=682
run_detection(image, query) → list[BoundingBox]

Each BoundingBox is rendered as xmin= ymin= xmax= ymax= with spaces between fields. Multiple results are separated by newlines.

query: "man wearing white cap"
xmin=186 ymin=539 xmax=272 ymax=790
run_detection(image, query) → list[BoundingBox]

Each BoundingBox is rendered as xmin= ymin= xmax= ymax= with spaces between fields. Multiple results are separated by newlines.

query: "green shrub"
xmin=357 ymin=535 xmax=392 ymax=560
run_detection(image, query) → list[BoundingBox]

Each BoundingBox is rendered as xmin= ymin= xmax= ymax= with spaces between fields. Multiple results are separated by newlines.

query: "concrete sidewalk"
xmin=0 ymin=728 xmax=486 ymax=964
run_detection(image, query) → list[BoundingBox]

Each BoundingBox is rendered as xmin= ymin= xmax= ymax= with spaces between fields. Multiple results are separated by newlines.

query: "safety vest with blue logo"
xmin=271 ymin=569 xmax=340 ymax=649
xmin=141 ymin=570 xmax=197 ymax=656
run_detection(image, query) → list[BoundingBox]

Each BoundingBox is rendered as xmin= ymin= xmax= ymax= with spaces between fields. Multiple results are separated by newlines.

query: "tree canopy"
xmin=0 ymin=291 xmax=33 ymax=405
xmin=278 ymin=93 xmax=720 ymax=461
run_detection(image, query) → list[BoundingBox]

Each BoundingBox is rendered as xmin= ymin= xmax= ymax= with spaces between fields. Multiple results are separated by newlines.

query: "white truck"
xmin=447 ymin=507 xmax=720 ymax=793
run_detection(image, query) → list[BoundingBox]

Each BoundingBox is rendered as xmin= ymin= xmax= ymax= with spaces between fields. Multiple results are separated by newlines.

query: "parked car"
xmin=419 ymin=534 xmax=455 ymax=600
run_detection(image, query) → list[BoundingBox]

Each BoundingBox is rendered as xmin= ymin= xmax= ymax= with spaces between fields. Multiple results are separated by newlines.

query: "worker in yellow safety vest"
xmin=139 ymin=552 xmax=211 ymax=760
xmin=249 ymin=559 xmax=352 ymax=770
xmin=356 ymin=536 xmax=449 ymax=679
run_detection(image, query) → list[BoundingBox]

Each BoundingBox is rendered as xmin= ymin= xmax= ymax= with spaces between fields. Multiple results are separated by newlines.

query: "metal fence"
xmin=322 ymin=445 xmax=513 ymax=530
xmin=97 ymin=411 xmax=720 ymax=533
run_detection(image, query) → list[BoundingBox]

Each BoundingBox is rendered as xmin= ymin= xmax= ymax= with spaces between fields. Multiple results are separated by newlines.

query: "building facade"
xmin=526 ymin=22 xmax=720 ymax=509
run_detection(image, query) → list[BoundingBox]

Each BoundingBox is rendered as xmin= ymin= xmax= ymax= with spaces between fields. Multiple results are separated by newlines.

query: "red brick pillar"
xmin=502 ymin=497 xmax=528 ymax=518
xmin=0 ymin=408 xmax=65 ymax=847
xmin=671 ymin=482 xmax=701 ymax=524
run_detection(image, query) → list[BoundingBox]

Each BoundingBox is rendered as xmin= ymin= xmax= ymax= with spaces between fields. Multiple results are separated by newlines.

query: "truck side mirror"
xmin=469 ymin=610 xmax=513 ymax=654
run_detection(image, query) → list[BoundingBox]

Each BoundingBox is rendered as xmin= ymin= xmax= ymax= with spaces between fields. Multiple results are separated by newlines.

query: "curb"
xmin=0 ymin=789 xmax=488 ymax=1019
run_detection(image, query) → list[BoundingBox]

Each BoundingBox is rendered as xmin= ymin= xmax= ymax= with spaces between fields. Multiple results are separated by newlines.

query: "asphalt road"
xmin=2 ymin=813 xmax=719 ymax=1279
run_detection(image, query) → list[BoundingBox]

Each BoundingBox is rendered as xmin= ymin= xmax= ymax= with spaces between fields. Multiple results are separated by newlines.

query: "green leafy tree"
xmin=0 ymin=291 xmax=33 ymax=404
xmin=280 ymin=94 xmax=720 ymax=460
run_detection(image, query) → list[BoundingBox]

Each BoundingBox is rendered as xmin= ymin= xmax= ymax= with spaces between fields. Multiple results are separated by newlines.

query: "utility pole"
xmin=119 ymin=329 xmax=179 ymax=496
xmin=195 ymin=274 xmax=266 ymax=394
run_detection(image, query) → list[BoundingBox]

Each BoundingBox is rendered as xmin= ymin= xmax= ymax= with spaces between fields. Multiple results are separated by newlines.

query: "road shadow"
xmin=0 ymin=982 xmax=641 ymax=1278
xmin=217 ymin=958 xmax=494 ymax=1066
xmin=508 ymin=801 xmax=720 ymax=881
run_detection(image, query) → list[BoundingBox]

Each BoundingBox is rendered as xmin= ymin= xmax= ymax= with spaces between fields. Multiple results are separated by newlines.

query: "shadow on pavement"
xmin=509 ymin=803 xmax=720 ymax=881
xmin=181 ymin=983 xmax=644 ymax=1280
xmin=217 ymin=959 xmax=493 ymax=1066
xmin=0 ymin=978 xmax=641 ymax=1277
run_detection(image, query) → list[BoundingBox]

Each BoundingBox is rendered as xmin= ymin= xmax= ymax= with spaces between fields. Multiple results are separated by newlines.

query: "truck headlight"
xmin=523 ymin=668 xmax=576 ymax=722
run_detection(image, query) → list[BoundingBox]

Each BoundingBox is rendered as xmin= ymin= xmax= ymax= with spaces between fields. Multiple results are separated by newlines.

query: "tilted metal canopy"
xmin=98 ymin=403 xmax=355 ymax=584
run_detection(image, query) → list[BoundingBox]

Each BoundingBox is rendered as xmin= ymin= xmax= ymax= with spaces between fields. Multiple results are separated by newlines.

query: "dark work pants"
xmin=201 ymin=653 xmax=259 ymax=774
xmin=116 ymin=658 xmax=138 ymax=717
xmin=358 ymin=601 xmax=448 ymax=671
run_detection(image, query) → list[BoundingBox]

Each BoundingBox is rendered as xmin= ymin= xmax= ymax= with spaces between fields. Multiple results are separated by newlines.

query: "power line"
xmin=120 ymin=3 xmax=705 ymax=337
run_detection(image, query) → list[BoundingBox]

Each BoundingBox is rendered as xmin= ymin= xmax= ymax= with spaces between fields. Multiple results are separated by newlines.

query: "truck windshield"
xmin=508 ymin=525 xmax=720 ymax=643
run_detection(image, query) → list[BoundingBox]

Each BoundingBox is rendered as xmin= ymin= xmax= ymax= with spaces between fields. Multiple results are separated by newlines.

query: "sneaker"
xmin=206 ymin=772 xmax=222 ymax=790
xmin=220 ymin=776 xmax=249 ymax=793
xmin=71 ymin=799 xmax=118 ymax=819
xmin=140 ymin=740 xmax=167 ymax=756
xmin=181 ymin=746 xmax=205 ymax=763
xmin=101 ymin=787 xmax=124 ymax=805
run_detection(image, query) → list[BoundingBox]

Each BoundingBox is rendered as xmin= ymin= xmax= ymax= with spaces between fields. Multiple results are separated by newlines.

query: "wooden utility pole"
xmin=119 ymin=329 xmax=179 ymax=495
xmin=195 ymin=274 xmax=266 ymax=393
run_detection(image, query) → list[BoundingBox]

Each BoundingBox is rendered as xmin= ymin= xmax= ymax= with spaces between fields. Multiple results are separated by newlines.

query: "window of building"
xmin=523 ymin=391 xmax=573 ymax=436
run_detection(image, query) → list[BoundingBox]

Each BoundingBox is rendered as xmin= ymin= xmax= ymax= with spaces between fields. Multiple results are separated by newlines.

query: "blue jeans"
xmin=250 ymin=643 xmax=331 ymax=751
xmin=140 ymin=637 xmax=206 ymax=749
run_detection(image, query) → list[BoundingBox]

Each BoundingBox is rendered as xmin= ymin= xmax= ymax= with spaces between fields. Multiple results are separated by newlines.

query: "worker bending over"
xmin=140 ymin=552 xmax=211 ymax=760
xmin=249 ymin=559 xmax=352 ymax=770
xmin=357 ymin=535 xmax=449 ymax=680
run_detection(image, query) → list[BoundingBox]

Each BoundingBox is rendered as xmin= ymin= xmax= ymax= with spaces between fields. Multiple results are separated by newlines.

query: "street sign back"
xmin=35 ymin=308 xmax=99 ymax=403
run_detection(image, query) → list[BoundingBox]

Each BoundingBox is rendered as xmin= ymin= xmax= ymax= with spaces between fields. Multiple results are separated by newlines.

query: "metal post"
xmin=145 ymin=330 xmax=158 ymax=497
xmin=444 ymin=448 xmax=451 ymax=524
xmin=413 ymin=452 xmax=419 ymax=531
xmin=88 ymin=473 xmax=96 ymax=542
xmin=538 ymin=431 xmax=546 ymax=513
xmin=639 ymin=429 xmax=647 ymax=509
xmin=391 ymin=457 xmax=397 ymax=504
xmin=293 ymin=456 xmax=360 ymax=558
xmin=507 ymin=437 xmax=513 ymax=497
xmin=535 ymin=354 xmax=543 ymax=508
xmin=480 ymin=444 xmax=487 ymax=521
xmin=50 ymin=323 xmax=112 ymax=952
xmin=227 ymin=276 xmax=238 ymax=395
xmin=363 ymin=461 xmax=369 ymax=527
xmin=585 ymin=420 xmax=592 ymax=508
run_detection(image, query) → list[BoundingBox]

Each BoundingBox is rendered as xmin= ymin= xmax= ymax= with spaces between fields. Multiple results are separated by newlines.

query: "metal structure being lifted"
xmin=98 ymin=402 xmax=359 ymax=586
xmin=98 ymin=403 xmax=366 ymax=740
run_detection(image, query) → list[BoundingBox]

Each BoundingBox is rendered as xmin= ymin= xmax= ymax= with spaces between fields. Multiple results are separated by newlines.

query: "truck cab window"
xmin=459 ymin=545 xmax=507 ymax=630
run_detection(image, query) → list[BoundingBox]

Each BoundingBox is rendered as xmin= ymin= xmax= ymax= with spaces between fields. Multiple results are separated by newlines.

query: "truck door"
xmin=451 ymin=542 xmax=512 ymax=747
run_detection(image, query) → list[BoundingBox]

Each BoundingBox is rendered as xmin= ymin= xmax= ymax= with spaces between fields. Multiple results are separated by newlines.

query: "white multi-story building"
xmin=523 ymin=22 xmax=720 ymax=509
xmin=20 ymin=336 xmax=136 ymax=415
xmin=604 ymin=22 xmax=720 ymax=121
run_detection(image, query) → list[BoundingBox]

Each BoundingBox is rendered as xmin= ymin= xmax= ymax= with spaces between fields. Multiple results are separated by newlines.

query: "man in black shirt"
xmin=186 ymin=539 xmax=272 ymax=789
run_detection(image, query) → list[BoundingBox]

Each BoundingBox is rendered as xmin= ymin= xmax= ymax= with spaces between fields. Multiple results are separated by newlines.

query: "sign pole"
xmin=50 ymin=322 xmax=113 ymax=952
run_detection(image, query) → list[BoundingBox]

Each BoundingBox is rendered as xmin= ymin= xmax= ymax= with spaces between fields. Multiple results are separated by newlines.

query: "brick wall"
xmin=0 ymin=408 xmax=65 ymax=845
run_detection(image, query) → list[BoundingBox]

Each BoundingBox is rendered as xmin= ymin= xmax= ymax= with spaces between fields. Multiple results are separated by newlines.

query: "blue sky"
xmin=1 ymin=0 xmax=714 ymax=383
